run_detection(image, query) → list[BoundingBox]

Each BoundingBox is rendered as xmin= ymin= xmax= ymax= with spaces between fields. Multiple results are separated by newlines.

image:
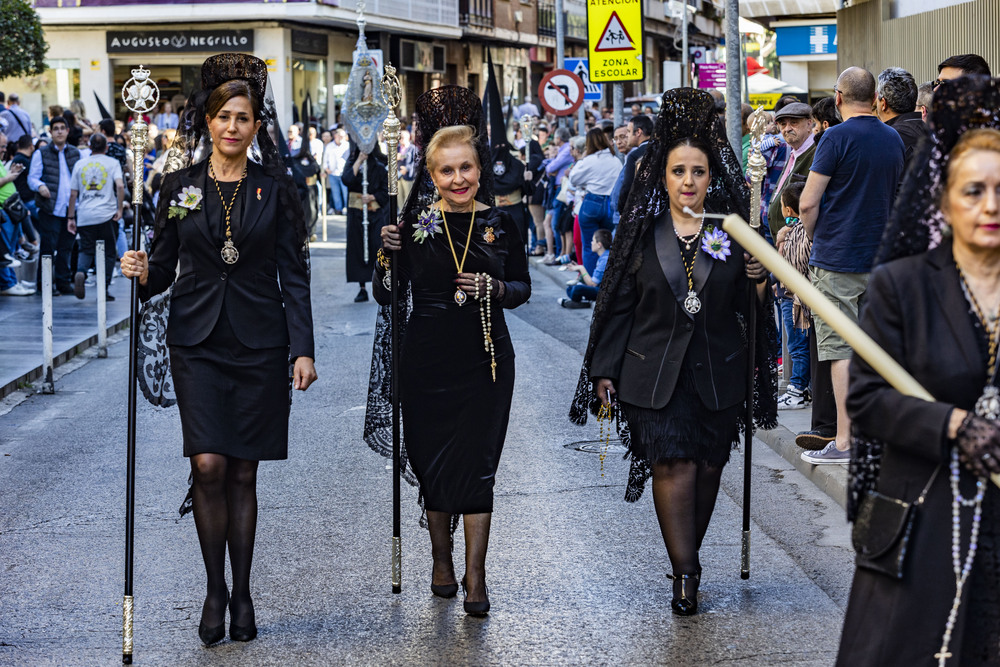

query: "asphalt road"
xmin=0 ymin=218 xmax=855 ymax=666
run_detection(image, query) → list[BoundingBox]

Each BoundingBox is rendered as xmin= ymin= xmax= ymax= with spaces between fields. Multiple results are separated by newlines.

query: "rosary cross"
xmin=935 ymin=650 xmax=952 ymax=661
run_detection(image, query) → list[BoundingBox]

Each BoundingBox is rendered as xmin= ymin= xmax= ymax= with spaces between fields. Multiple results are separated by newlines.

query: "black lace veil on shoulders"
xmin=363 ymin=85 xmax=493 ymax=490
xmin=849 ymin=75 xmax=1000 ymax=521
xmin=567 ymin=87 xmax=777 ymax=501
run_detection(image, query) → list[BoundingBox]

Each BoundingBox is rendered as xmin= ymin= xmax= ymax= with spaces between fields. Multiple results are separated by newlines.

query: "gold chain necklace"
xmin=209 ymin=159 xmax=247 ymax=265
xmin=440 ymin=205 xmax=477 ymax=306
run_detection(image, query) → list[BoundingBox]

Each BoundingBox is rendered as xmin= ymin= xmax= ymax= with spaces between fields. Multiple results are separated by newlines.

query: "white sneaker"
xmin=777 ymin=385 xmax=812 ymax=410
xmin=2 ymin=283 xmax=36 ymax=296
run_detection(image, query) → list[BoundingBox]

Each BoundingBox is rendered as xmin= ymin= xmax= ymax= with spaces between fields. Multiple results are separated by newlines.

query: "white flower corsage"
xmin=412 ymin=207 xmax=443 ymax=244
xmin=168 ymin=186 xmax=204 ymax=220
xmin=701 ymin=226 xmax=731 ymax=261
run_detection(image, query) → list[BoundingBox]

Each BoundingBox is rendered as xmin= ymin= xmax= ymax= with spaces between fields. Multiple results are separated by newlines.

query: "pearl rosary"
xmin=475 ymin=273 xmax=497 ymax=382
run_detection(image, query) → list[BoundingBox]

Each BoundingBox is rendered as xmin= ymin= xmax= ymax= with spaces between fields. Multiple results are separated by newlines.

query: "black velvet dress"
xmin=377 ymin=206 xmax=530 ymax=514
xmin=168 ymin=180 xmax=291 ymax=461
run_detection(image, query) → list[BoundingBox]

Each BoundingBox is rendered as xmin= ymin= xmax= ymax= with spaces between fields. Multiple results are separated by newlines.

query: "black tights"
xmin=190 ymin=453 xmax=259 ymax=628
xmin=426 ymin=510 xmax=491 ymax=602
xmin=650 ymin=460 xmax=724 ymax=575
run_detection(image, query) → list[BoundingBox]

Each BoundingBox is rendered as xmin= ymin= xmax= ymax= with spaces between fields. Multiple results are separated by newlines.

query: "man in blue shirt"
xmin=799 ymin=66 xmax=904 ymax=465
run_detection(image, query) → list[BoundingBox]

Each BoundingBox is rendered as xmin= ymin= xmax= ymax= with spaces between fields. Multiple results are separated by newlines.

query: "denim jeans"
xmin=567 ymin=283 xmax=599 ymax=302
xmin=0 ymin=212 xmax=18 ymax=290
xmin=329 ymin=175 xmax=347 ymax=212
xmin=548 ymin=202 xmax=564 ymax=256
xmin=780 ymin=297 xmax=811 ymax=390
xmin=577 ymin=193 xmax=612 ymax=274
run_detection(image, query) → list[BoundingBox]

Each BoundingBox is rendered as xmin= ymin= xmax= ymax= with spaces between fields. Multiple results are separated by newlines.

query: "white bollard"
xmin=321 ymin=178 xmax=328 ymax=242
xmin=41 ymin=255 xmax=55 ymax=394
xmin=96 ymin=240 xmax=107 ymax=358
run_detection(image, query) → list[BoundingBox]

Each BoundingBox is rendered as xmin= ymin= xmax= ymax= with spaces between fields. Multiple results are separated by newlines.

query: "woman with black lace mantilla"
xmin=837 ymin=76 xmax=1000 ymax=667
xmin=366 ymin=86 xmax=530 ymax=616
xmin=121 ymin=54 xmax=316 ymax=646
xmin=570 ymin=88 xmax=777 ymax=617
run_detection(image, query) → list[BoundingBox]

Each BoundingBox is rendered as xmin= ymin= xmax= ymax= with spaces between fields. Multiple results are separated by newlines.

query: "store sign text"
xmin=107 ymin=30 xmax=254 ymax=53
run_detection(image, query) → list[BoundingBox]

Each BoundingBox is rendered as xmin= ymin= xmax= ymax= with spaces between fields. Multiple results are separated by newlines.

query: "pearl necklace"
xmin=475 ymin=273 xmax=497 ymax=382
xmin=673 ymin=209 xmax=706 ymax=251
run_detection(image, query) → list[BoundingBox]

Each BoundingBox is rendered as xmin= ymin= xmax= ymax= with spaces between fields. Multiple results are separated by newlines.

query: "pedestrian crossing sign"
xmin=587 ymin=0 xmax=644 ymax=82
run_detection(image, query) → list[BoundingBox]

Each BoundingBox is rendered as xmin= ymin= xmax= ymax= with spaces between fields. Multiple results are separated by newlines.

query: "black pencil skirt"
xmin=170 ymin=310 xmax=291 ymax=461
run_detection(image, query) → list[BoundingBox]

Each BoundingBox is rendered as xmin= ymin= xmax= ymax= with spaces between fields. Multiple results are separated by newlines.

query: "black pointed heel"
xmin=431 ymin=581 xmax=459 ymax=598
xmin=461 ymin=577 xmax=490 ymax=617
xmin=667 ymin=573 xmax=700 ymax=616
xmin=229 ymin=596 xmax=257 ymax=642
xmin=198 ymin=621 xmax=225 ymax=646
xmin=198 ymin=590 xmax=228 ymax=646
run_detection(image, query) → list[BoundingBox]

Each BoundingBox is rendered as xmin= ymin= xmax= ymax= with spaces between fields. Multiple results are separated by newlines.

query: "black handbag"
xmin=2 ymin=192 xmax=29 ymax=225
xmin=852 ymin=466 xmax=940 ymax=579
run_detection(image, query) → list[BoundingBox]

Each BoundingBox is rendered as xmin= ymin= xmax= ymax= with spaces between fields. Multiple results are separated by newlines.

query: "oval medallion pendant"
xmin=684 ymin=290 xmax=701 ymax=315
xmin=383 ymin=271 xmax=392 ymax=290
xmin=221 ymin=240 xmax=239 ymax=265
xmin=454 ymin=288 xmax=468 ymax=306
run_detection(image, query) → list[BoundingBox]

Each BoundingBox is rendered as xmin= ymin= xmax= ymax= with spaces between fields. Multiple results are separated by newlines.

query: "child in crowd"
xmin=775 ymin=181 xmax=813 ymax=409
xmin=559 ymin=228 xmax=612 ymax=309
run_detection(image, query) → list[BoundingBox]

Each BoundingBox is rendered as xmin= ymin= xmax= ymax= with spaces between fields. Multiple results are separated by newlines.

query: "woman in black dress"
xmin=120 ymin=54 xmax=316 ymax=646
xmin=342 ymin=139 xmax=388 ymax=302
xmin=571 ymin=88 xmax=777 ymax=616
xmin=368 ymin=86 xmax=530 ymax=616
xmin=838 ymin=76 xmax=1000 ymax=667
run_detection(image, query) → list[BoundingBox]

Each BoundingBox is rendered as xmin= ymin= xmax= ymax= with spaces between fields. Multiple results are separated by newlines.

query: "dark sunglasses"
xmin=932 ymin=78 xmax=946 ymax=89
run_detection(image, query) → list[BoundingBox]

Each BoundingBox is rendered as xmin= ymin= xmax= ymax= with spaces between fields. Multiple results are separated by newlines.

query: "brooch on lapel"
xmin=167 ymin=185 xmax=203 ymax=220
xmin=256 ymin=187 xmax=262 ymax=201
xmin=476 ymin=215 xmax=505 ymax=244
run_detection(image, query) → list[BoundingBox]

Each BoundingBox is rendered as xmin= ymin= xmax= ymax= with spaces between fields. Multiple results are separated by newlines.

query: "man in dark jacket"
xmin=27 ymin=116 xmax=80 ymax=294
xmin=876 ymin=67 xmax=929 ymax=175
xmin=616 ymin=113 xmax=653 ymax=215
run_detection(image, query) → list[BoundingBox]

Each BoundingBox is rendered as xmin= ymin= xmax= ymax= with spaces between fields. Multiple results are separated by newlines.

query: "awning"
xmin=748 ymin=72 xmax=808 ymax=94
xmin=739 ymin=0 xmax=839 ymax=19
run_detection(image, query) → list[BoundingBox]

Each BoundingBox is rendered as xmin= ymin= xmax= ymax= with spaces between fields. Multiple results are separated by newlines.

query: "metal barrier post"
xmin=41 ymin=255 xmax=54 ymax=394
xmin=97 ymin=240 xmax=108 ymax=358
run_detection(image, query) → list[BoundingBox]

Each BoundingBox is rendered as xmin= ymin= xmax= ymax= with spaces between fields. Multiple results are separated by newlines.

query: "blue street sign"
xmin=564 ymin=58 xmax=603 ymax=101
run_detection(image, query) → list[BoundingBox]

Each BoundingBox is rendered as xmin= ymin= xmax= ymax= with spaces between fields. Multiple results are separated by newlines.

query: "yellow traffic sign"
xmin=587 ymin=0 xmax=644 ymax=83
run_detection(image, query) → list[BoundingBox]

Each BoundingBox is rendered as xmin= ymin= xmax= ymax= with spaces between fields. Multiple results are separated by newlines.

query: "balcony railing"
xmin=459 ymin=0 xmax=495 ymax=28
xmin=537 ymin=1 xmax=556 ymax=38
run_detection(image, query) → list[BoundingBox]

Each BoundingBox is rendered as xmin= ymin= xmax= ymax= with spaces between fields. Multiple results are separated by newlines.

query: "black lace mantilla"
xmin=849 ymin=76 xmax=1000 ymax=522
xmin=568 ymin=88 xmax=778 ymax=500
xmin=363 ymin=85 xmax=495 ymax=493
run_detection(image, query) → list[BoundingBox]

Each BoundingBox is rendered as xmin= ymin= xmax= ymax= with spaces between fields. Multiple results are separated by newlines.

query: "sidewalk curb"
xmin=0 ymin=315 xmax=131 ymax=399
xmin=757 ymin=424 xmax=848 ymax=509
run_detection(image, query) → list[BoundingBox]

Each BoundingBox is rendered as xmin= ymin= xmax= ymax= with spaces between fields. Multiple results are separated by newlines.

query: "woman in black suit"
xmin=121 ymin=55 xmax=316 ymax=646
xmin=342 ymin=139 xmax=389 ymax=302
xmin=571 ymin=89 xmax=777 ymax=616
xmin=838 ymin=77 xmax=1000 ymax=666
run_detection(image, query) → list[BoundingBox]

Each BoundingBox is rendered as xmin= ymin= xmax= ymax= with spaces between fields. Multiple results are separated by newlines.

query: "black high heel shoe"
xmin=198 ymin=591 xmax=228 ymax=646
xmin=430 ymin=576 xmax=459 ymax=599
xmin=667 ymin=573 xmax=700 ymax=616
xmin=461 ymin=577 xmax=490 ymax=617
xmin=229 ymin=596 xmax=257 ymax=642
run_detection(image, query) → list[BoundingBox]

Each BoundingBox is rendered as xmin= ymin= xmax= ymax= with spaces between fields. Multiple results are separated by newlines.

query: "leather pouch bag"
xmin=852 ymin=466 xmax=939 ymax=579
xmin=3 ymin=192 xmax=29 ymax=225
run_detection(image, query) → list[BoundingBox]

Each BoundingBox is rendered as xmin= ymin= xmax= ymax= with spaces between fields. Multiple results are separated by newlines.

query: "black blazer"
xmin=838 ymin=241 xmax=984 ymax=667
xmin=616 ymin=141 xmax=648 ymax=215
xmin=591 ymin=214 xmax=749 ymax=411
xmin=140 ymin=159 xmax=314 ymax=360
